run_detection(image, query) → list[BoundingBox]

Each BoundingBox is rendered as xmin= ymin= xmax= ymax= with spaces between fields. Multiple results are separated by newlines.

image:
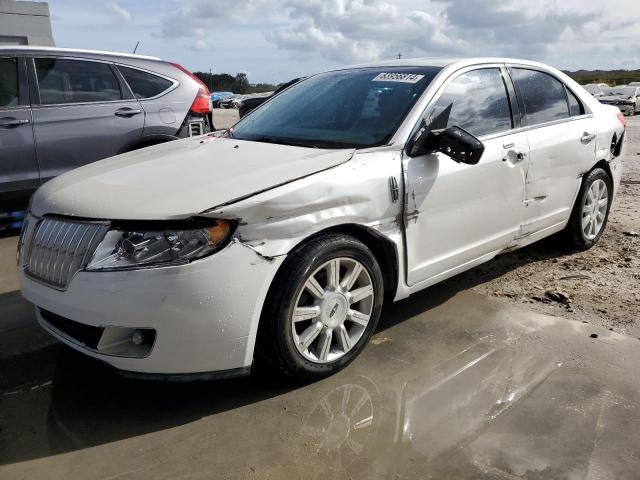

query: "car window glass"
xmin=232 ymin=66 xmax=442 ymax=149
xmin=118 ymin=66 xmax=173 ymax=99
xmin=511 ymin=68 xmax=569 ymax=125
xmin=35 ymin=58 xmax=122 ymax=104
xmin=427 ymin=68 xmax=512 ymax=137
xmin=0 ymin=57 xmax=19 ymax=107
xmin=567 ymin=89 xmax=583 ymax=116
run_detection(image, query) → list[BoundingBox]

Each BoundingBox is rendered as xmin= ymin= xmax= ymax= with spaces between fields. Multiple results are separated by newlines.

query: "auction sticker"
xmin=372 ymin=72 xmax=425 ymax=83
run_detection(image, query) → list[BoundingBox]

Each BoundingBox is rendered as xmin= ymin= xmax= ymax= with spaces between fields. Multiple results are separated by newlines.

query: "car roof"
xmin=338 ymin=57 xmax=559 ymax=71
xmin=0 ymin=46 xmax=160 ymax=61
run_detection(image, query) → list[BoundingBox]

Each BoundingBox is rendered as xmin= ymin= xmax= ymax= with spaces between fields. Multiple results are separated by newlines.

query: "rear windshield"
xmin=231 ymin=66 xmax=441 ymax=149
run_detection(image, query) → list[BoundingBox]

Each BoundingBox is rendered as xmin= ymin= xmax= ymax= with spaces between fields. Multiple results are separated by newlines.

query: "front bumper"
xmin=19 ymin=238 xmax=283 ymax=375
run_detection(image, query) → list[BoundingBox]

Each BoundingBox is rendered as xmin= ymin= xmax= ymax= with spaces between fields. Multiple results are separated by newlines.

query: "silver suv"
xmin=0 ymin=47 xmax=213 ymax=210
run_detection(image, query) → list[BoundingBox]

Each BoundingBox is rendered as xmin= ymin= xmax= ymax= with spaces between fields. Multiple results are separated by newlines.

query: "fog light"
xmin=132 ymin=329 xmax=145 ymax=346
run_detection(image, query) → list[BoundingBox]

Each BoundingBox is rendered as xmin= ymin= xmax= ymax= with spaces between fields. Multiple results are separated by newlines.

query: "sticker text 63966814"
xmin=372 ymin=72 xmax=425 ymax=84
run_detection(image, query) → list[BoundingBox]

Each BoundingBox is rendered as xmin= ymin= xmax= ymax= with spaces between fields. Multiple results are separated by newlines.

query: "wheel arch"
xmin=588 ymin=159 xmax=613 ymax=188
xmin=293 ymin=224 xmax=400 ymax=301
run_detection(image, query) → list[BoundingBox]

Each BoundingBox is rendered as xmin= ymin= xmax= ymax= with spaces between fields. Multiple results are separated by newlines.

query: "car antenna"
xmin=132 ymin=41 xmax=140 ymax=54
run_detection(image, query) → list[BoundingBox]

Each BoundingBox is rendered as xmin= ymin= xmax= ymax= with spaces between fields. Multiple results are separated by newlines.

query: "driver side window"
xmin=426 ymin=68 xmax=513 ymax=137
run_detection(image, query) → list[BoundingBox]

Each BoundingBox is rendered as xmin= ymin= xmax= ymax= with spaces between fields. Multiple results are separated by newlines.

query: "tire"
xmin=564 ymin=167 xmax=612 ymax=250
xmin=257 ymin=234 xmax=384 ymax=379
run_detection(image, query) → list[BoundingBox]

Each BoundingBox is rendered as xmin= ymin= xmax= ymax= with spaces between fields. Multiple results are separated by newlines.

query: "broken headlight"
xmin=86 ymin=219 xmax=233 ymax=271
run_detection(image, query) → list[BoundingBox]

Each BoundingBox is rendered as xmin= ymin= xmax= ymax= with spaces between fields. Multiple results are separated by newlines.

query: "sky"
xmin=49 ymin=0 xmax=640 ymax=84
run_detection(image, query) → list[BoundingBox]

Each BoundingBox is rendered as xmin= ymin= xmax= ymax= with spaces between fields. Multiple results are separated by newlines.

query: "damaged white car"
xmin=18 ymin=58 xmax=625 ymax=379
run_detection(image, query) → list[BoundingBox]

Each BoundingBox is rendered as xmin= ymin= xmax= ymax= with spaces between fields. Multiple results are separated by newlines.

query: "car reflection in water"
xmin=42 ymin=334 xmax=559 ymax=478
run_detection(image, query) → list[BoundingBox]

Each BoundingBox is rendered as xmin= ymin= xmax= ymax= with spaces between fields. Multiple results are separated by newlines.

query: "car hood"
xmin=31 ymin=136 xmax=355 ymax=220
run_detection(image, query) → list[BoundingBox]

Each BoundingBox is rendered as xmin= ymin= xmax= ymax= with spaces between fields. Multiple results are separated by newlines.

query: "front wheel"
xmin=564 ymin=167 xmax=612 ymax=250
xmin=257 ymin=234 xmax=384 ymax=379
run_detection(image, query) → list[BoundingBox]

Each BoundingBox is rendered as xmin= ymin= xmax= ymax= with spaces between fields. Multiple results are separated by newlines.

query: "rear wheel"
xmin=258 ymin=234 xmax=384 ymax=379
xmin=564 ymin=167 xmax=612 ymax=250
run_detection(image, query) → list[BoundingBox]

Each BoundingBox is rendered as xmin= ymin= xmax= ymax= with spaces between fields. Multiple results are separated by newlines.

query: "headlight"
xmin=86 ymin=219 xmax=233 ymax=271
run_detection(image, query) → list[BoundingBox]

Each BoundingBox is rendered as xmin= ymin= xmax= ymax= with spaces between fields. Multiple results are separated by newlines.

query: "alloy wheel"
xmin=582 ymin=179 xmax=608 ymax=240
xmin=291 ymin=258 xmax=374 ymax=363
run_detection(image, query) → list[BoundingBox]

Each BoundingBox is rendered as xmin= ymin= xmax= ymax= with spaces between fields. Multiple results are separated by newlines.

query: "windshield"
xmin=584 ymin=85 xmax=602 ymax=94
xmin=605 ymin=87 xmax=636 ymax=97
xmin=231 ymin=66 xmax=442 ymax=149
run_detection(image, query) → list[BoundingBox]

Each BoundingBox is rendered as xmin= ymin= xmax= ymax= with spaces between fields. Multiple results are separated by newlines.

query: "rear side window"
xmin=35 ymin=58 xmax=122 ymax=104
xmin=511 ymin=68 xmax=569 ymax=125
xmin=118 ymin=66 xmax=173 ymax=99
xmin=428 ymin=68 xmax=512 ymax=137
xmin=567 ymin=89 xmax=583 ymax=116
xmin=0 ymin=57 xmax=19 ymax=107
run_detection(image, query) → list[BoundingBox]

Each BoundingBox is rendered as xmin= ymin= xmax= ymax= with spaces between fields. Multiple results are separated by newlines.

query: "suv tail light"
xmin=617 ymin=112 xmax=627 ymax=128
xmin=170 ymin=63 xmax=212 ymax=114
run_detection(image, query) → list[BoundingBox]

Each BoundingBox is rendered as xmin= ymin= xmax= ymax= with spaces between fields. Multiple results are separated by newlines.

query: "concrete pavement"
xmin=1 ymin=228 xmax=639 ymax=478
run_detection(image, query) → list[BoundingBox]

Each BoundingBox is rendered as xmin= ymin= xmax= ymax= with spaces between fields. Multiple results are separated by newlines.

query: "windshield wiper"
xmin=252 ymin=136 xmax=320 ymax=149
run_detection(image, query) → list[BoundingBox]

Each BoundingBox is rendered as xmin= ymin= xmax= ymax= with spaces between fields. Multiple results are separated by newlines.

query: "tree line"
xmin=565 ymin=69 xmax=640 ymax=86
xmin=193 ymin=71 xmax=277 ymax=94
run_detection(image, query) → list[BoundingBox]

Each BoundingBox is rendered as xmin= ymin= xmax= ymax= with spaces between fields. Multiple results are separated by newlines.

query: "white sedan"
xmin=18 ymin=58 xmax=625 ymax=379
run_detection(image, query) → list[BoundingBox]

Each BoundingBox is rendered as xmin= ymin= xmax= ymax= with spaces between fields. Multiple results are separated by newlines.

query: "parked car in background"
xmin=211 ymin=91 xmax=234 ymax=108
xmin=0 ymin=46 xmax=213 ymax=211
xmin=598 ymin=86 xmax=640 ymax=115
xmin=219 ymin=94 xmax=243 ymax=109
xmin=583 ymin=83 xmax=608 ymax=98
xmin=628 ymin=82 xmax=640 ymax=87
xmin=238 ymin=78 xmax=304 ymax=118
xmin=18 ymin=58 xmax=625 ymax=380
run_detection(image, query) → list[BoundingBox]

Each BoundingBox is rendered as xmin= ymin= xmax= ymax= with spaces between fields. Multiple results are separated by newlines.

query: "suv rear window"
xmin=118 ymin=66 xmax=173 ymax=99
xmin=36 ymin=58 xmax=122 ymax=104
xmin=0 ymin=57 xmax=19 ymax=107
xmin=511 ymin=68 xmax=569 ymax=125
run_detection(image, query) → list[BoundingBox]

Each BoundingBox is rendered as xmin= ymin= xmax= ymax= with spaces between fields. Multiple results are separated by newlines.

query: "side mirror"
xmin=409 ymin=125 xmax=484 ymax=165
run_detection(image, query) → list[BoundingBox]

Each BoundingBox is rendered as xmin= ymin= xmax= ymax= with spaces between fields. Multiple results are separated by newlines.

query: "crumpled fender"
xmin=203 ymin=150 xmax=404 ymax=259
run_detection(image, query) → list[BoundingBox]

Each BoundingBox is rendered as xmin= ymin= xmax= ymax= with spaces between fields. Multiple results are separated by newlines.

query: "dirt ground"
xmin=448 ymin=115 xmax=640 ymax=338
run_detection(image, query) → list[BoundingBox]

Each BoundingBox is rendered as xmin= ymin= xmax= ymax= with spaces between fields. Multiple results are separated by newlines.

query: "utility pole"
xmin=209 ymin=68 xmax=213 ymax=91
xmin=397 ymin=53 xmax=402 ymax=60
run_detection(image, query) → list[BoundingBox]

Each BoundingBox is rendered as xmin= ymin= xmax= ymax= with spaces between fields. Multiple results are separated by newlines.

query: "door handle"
xmin=503 ymin=150 xmax=526 ymax=163
xmin=114 ymin=108 xmax=142 ymax=117
xmin=0 ymin=117 xmax=30 ymax=127
xmin=581 ymin=132 xmax=596 ymax=144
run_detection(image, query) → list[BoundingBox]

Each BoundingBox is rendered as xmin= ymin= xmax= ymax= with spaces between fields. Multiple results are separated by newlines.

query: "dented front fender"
xmin=204 ymin=150 xmax=404 ymax=259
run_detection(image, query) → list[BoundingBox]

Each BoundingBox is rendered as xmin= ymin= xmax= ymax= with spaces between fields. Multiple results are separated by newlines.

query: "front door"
xmin=30 ymin=57 xmax=144 ymax=183
xmin=404 ymin=67 xmax=528 ymax=287
xmin=0 ymin=56 xmax=39 ymax=207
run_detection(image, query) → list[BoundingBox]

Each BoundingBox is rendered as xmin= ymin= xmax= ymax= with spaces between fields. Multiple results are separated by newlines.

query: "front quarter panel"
xmin=206 ymin=149 xmax=403 ymax=259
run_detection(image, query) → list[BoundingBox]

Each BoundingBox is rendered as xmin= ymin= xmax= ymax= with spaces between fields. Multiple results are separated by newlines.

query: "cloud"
xmin=266 ymin=0 xmax=464 ymax=63
xmin=192 ymin=38 xmax=208 ymax=50
xmin=156 ymin=0 xmax=640 ymax=67
xmin=105 ymin=1 xmax=132 ymax=23
xmin=157 ymin=0 xmax=275 ymax=40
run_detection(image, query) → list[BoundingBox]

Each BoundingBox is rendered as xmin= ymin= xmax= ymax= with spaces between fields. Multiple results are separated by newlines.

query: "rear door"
xmin=509 ymin=67 xmax=597 ymax=235
xmin=29 ymin=56 xmax=144 ymax=183
xmin=0 ymin=56 xmax=39 ymax=205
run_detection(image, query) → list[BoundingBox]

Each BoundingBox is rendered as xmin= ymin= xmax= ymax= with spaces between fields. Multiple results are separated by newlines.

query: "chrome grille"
xmin=25 ymin=217 xmax=109 ymax=289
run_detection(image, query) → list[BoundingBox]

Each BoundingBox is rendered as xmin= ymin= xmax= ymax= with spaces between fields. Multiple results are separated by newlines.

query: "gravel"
xmin=447 ymin=115 xmax=640 ymax=338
